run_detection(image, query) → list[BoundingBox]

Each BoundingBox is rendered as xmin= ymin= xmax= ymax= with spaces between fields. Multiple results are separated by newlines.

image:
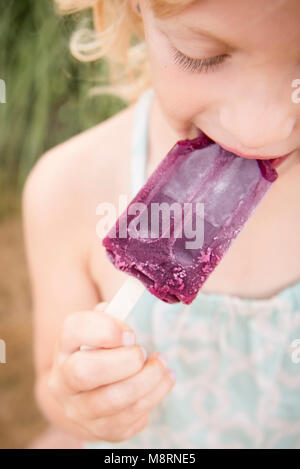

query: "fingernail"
xmin=158 ymin=353 xmax=168 ymax=368
xmin=80 ymin=345 xmax=96 ymax=351
xmin=123 ymin=331 xmax=136 ymax=347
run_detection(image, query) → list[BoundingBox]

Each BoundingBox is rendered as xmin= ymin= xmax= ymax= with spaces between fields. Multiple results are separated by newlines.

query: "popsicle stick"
xmin=105 ymin=277 xmax=145 ymax=321
xmin=79 ymin=278 xmax=145 ymax=352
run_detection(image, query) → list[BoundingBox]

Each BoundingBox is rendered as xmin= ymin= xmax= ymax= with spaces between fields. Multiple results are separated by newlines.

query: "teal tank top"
xmin=85 ymin=88 xmax=300 ymax=449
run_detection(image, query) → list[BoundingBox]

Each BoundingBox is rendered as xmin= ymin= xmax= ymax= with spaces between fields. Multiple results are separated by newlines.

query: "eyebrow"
xmin=180 ymin=22 xmax=232 ymax=47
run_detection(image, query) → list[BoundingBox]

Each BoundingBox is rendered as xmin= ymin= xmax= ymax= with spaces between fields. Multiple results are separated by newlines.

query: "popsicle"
xmin=102 ymin=133 xmax=278 ymax=309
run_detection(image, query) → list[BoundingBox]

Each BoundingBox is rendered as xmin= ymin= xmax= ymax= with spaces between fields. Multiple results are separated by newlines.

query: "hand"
xmin=48 ymin=302 xmax=176 ymax=442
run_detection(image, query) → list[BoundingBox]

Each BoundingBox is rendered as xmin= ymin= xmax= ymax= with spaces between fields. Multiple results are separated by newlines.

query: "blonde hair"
xmin=53 ymin=0 xmax=196 ymax=104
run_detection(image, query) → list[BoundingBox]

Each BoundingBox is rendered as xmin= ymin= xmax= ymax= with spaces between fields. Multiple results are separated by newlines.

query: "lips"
xmin=193 ymin=127 xmax=293 ymax=168
xmin=217 ymin=142 xmax=292 ymax=163
xmin=220 ymin=146 xmax=292 ymax=168
xmin=268 ymin=154 xmax=292 ymax=168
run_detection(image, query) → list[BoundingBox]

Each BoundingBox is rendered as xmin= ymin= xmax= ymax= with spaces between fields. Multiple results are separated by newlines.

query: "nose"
xmin=219 ymin=77 xmax=296 ymax=151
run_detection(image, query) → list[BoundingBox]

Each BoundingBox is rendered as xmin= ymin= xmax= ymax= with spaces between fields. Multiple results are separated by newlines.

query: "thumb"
xmin=94 ymin=301 xmax=134 ymax=334
xmin=80 ymin=301 xmax=134 ymax=352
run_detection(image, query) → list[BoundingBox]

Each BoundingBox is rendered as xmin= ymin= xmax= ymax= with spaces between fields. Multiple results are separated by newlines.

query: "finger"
xmin=59 ymin=310 xmax=136 ymax=356
xmin=81 ymin=299 xmax=107 ymax=352
xmin=80 ymin=302 xmax=132 ymax=351
xmin=62 ymin=345 xmax=147 ymax=392
xmin=73 ymin=352 xmax=171 ymax=419
xmin=125 ymin=368 xmax=175 ymax=417
xmin=88 ymin=413 xmax=150 ymax=443
xmin=120 ymin=414 xmax=150 ymax=442
xmin=90 ymin=372 xmax=174 ymax=442
xmin=48 ymin=339 xmax=75 ymax=399
xmin=114 ymin=368 xmax=175 ymax=426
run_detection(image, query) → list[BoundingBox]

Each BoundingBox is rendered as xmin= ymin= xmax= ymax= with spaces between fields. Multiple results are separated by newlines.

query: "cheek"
xmin=142 ymin=22 xmax=235 ymax=137
xmin=143 ymin=24 xmax=212 ymax=133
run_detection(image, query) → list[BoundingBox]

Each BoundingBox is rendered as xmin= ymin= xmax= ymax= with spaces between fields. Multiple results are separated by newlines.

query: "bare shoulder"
xmin=22 ymin=102 xmax=136 ymax=300
xmin=23 ymin=103 xmax=135 ymax=236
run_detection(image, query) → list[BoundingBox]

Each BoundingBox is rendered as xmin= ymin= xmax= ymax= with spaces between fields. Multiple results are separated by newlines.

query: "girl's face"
xmin=138 ymin=0 xmax=300 ymax=160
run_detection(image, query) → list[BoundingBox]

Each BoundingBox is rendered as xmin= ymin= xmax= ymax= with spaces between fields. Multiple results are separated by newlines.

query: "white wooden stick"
xmin=105 ymin=277 xmax=145 ymax=321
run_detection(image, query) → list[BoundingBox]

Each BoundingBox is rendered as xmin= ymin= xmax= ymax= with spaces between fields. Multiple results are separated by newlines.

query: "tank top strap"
xmin=130 ymin=87 xmax=155 ymax=198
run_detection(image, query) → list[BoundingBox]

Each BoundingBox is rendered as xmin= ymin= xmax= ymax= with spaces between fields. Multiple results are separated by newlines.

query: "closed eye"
xmin=171 ymin=47 xmax=229 ymax=74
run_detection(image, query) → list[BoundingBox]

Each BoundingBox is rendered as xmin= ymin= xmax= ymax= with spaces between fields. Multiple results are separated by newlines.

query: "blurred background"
xmin=0 ymin=0 xmax=127 ymax=449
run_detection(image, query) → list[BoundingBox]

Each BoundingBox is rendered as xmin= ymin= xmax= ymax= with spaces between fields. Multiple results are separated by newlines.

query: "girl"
xmin=23 ymin=0 xmax=300 ymax=449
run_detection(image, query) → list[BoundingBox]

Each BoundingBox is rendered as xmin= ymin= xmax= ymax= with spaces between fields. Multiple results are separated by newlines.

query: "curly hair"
xmin=53 ymin=0 xmax=196 ymax=104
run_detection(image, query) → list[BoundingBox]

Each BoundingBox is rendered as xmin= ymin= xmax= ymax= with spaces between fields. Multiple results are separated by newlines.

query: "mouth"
xmin=193 ymin=127 xmax=293 ymax=168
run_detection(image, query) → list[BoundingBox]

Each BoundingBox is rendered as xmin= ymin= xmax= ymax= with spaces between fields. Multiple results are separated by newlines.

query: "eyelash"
xmin=171 ymin=47 xmax=228 ymax=74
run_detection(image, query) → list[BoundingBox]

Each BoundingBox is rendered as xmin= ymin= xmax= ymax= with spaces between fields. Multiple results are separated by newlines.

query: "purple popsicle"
xmin=102 ymin=133 xmax=278 ymax=305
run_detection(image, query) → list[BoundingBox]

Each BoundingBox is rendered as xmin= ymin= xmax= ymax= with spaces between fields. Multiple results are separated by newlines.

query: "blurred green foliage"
xmin=0 ymin=0 xmax=127 ymax=203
